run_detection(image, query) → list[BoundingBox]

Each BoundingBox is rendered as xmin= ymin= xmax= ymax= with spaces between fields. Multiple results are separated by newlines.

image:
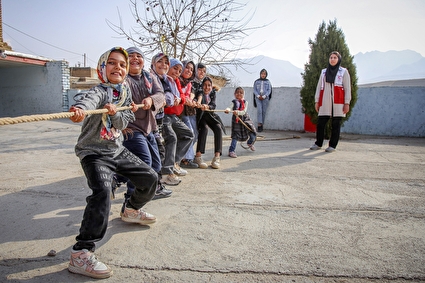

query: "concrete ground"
xmin=0 ymin=120 xmax=424 ymax=283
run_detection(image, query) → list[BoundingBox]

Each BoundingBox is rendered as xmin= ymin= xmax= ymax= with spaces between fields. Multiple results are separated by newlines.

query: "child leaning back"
xmin=67 ymin=47 xmax=158 ymax=279
xmin=224 ymin=87 xmax=257 ymax=158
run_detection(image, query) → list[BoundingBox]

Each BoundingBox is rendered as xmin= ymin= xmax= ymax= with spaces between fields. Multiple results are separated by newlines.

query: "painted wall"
xmin=341 ymin=87 xmax=425 ymax=137
xmin=1 ymin=68 xmax=424 ymax=137
xmin=0 ymin=61 xmax=69 ymax=117
xmin=214 ymin=86 xmax=425 ymax=137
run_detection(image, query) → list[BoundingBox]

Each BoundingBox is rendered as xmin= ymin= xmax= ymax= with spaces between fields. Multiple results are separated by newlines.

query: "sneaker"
xmin=211 ymin=156 xmax=220 ymax=169
xmin=153 ymin=183 xmax=172 ymax=200
xmin=68 ymin=249 xmax=112 ymax=279
xmin=228 ymin=151 xmax=237 ymax=158
xmin=248 ymin=144 xmax=256 ymax=151
xmin=173 ymin=162 xmax=188 ymax=176
xmin=258 ymin=125 xmax=263 ymax=132
xmin=310 ymin=144 xmax=321 ymax=150
xmin=161 ymin=173 xmax=181 ymax=186
xmin=121 ymin=207 xmax=156 ymax=225
xmin=180 ymin=159 xmax=199 ymax=168
xmin=194 ymin=156 xmax=208 ymax=169
xmin=325 ymin=146 xmax=336 ymax=153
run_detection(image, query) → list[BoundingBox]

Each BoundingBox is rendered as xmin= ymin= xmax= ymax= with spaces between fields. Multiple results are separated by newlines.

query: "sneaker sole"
xmin=121 ymin=216 xmax=157 ymax=225
xmin=180 ymin=164 xmax=198 ymax=168
xmin=153 ymin=193 xmax=172 ymax=200
xmin=68 ymin=264 xmax=113 ymax=279
xmin=162 ymin=181 xmax=181 ymax=186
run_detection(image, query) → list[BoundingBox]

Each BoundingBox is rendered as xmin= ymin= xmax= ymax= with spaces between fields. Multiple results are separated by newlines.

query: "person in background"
xmin=68 ymin=47 xmax=157 ymax=279
xmin=113 ymin=46 xmax=172 ymax=215
xmin=225 ymin=87 xmax=257 ymax=158
xmin=253 ymin=68 xmax=272 ymax=132
xmin=310 ymin=51 xmax=351 ymax=153
xmin=194 ymin=76 xmax=225 ymax=169
xmin=179 ymin=60 xmax=201 ymax=169
xmin=161 ymin=58 xmax=194 ymax=185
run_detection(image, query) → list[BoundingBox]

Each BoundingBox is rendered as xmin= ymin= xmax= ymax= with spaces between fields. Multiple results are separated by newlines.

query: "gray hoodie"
xmin=73 ymin=85 xmax=135 ymax=160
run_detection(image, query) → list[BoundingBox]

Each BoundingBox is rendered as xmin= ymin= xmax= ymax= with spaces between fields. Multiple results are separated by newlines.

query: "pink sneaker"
xmin=122 ymin=207 xmax=156 ymax=225
xmin=228 ymin=151 xmax=237 ymax=158
xmin=248 ymin=144 xmax=256 ymax=151
xmin=68 ymin=249 xmax=112 ymax=279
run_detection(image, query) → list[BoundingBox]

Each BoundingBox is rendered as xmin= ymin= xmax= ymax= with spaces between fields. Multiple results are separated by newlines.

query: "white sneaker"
xmin=121 ymin=207 xmax=156 ymax=225
xmin=68 ymin=249 xmax=112 ymax=279
xmin=161 ymin=173 xmax=181 ymax=186
xmin=173 ymin=162 xmax=188 ymax=176
xmin=325 ymin=146 xmax=336 ymax=153
xmin=310 ymin=144 xmax=321 ymax=150
xmin=211 ymin=156 xmax=220 ymax=169
xmin=194 ymin=156 xmax=208 ymax=169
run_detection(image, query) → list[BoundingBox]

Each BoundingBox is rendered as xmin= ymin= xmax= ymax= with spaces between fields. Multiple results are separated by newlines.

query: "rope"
xmin=204 ymin=108 xmax=256 ymax=133
xmin=0 ymin=104 xmax=145 ymax=126
xmin=204 ymin=109 xmax=227 ymax=112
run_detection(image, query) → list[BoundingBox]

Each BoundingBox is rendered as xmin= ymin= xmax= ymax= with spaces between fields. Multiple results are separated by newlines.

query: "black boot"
xmin=258 ymin=125 xmax=263 ymax=132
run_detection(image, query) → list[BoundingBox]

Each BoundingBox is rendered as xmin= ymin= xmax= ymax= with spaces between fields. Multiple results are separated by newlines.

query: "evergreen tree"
xmin=300 ymin=20 xmax=358 ymax=136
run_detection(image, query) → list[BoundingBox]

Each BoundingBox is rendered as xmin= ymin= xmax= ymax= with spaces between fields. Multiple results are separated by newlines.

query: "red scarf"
xmin=174 ymin=77 xmax=184 ymax=97
xmin=235 ymin=99 xmax=245 ymax=123
xmin=238 ymin=99 xmax=245 ymax=110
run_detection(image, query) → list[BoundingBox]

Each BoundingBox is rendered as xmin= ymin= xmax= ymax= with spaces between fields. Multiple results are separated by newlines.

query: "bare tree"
xmin=108 ymin=0 xmax=266 ymax=74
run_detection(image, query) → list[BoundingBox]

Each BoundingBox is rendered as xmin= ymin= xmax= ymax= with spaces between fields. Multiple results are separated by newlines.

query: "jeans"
xmin=315 ymin=116 xmax=342 ymax=148
xmin=255 ymin=97 xmax=269 ymax=125
xmin=161 ymin=114 xmax=194 ymax=175
xmin=229 ymin=132 xmax=256 ymax=153
xmin=122 ymin=131 xmax=161 ymax=196
xmin=181 ymin=114 xmax=198 ymax=160
xmin=73 ymin=149 xmax=157 ymax=251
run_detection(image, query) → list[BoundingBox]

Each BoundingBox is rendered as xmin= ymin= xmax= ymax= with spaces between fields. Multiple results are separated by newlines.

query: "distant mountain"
xmin=354 ymin=50 xmax=425 ymax=83
xmin=224 ymin=55 xmax=304 ymax=87
xmin=223 ymin=50 xmax=425 ymax=87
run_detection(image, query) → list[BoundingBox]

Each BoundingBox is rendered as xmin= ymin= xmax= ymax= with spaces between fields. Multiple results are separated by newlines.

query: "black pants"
xmin=197 ymin=114 xmax=222 ymax=155
xmin=73 ymin=148 xmax=157 ymax=251
xmin=315 ymin=116 xmax=342 ymax=149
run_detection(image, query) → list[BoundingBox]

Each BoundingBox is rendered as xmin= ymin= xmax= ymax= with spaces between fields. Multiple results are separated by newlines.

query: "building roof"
xmin=0 ymin=50 xmax=52 ymax=68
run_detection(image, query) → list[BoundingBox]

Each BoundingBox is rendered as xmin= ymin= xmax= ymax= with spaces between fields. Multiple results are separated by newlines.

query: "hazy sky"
xmin=3 ymin=0 xmax=425 ymax=69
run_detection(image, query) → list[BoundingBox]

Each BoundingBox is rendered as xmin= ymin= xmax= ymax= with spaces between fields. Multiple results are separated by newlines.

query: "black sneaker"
xmin=180 ymin=159 xmax=199 ymax=169
xmin=153 ymin=183 xmax=173 ymax=200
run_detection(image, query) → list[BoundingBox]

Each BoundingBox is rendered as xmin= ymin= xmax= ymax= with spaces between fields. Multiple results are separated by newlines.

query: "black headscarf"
xmin=325 ymin=51 xmax=342 ymax=83
xmin=259 ymin=69 xmax=268 ymax=80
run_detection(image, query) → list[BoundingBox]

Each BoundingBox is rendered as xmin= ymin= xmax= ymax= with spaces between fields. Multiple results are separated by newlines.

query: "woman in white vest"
xmin=310 ymin=51 xmax=351 ymax=152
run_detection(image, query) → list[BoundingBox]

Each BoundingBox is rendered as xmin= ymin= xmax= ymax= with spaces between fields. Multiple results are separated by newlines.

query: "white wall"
xmin=1 ymin=70 xmax=424 ymax=137
xmin=215 ymin=86 xmax=425 ymax=137
xmin=215 ymin=87 xmax=305 ymax=131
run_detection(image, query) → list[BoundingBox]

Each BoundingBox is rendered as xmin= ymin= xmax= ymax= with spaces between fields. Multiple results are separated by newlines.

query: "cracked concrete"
xmin=0 ymin=119 xmax=424 ymax=283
